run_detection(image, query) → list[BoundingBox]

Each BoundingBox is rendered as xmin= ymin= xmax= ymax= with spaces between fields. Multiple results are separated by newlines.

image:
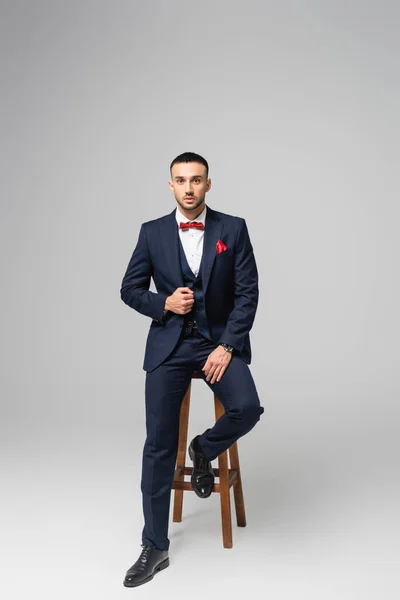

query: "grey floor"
xmin=2 ymin=383 xmax=398 ymax=600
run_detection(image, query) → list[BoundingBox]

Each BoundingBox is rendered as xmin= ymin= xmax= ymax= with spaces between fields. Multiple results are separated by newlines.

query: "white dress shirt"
xmin=175 ymin=205 xmax=207 ymax=277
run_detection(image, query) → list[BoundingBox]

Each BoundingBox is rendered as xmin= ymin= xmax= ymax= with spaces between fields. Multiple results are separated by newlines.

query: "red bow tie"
xmin=179 ymin=221 xmax=204 ymax=230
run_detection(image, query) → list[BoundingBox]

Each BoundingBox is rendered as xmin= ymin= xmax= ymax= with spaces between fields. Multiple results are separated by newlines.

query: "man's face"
xmin=168 ymin=162 xmax=211 ymax=214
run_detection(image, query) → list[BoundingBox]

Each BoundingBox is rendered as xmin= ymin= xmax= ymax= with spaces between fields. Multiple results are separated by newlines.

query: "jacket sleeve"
xmin=218 ymin=219 xmax=259 ymax=352
xmin=120 ymin=224 xmax=168 ymax=323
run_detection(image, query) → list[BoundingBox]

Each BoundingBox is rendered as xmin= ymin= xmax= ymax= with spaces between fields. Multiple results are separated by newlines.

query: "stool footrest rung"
xmin=172 ymin=467 xmax=238 ymax=491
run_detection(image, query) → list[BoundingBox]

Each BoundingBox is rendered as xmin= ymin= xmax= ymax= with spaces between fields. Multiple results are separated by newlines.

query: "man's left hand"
xmin=202 ymin=345 xmax=232 ymax=384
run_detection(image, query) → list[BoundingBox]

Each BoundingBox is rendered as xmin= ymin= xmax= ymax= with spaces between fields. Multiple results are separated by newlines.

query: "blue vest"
xmin=178 ymin=236 xmax=212 ymax=340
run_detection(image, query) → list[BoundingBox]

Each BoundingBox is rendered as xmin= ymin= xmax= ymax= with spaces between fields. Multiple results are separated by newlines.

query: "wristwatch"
xmin=220 ymin=342 xmax=234 ymax=353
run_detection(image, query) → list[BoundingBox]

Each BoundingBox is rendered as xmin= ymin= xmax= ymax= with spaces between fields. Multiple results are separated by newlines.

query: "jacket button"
xmin=179 ymin=324 xmax=183 ymax=328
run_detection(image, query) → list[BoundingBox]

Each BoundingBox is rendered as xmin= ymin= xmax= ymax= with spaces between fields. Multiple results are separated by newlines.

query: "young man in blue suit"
xmin=120 ymin=152 xmax=264 ymax=587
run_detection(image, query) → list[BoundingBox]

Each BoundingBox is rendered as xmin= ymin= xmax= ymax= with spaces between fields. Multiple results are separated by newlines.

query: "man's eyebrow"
xmin=174 ymin=175 xmax=203 ymax=179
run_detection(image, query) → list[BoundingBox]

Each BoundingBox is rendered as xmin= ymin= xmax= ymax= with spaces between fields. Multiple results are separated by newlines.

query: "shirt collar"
xmin=175 ymin=204 xmax=207 ymax=225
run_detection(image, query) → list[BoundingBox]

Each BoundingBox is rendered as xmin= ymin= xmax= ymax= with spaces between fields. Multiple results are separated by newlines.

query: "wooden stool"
xmin=171 ymin=370 xmax=246 ymax=548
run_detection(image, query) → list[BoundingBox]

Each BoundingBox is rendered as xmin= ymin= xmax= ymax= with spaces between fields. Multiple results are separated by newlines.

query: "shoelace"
xmin=195 ymin=451 xmax=207 ymax=473
xmin=138 ymin=544 xmax=152 ymax=564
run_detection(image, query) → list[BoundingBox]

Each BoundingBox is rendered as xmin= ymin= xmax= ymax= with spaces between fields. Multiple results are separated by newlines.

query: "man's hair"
xmin=170 ymin=152 xmax=209 ymax=178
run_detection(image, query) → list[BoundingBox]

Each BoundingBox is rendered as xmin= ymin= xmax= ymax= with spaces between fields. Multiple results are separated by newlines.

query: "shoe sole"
xmin=188 ymin=445 xmax=214 ymax=499
xmin=123 ymin=558 xmax=170 ymax=587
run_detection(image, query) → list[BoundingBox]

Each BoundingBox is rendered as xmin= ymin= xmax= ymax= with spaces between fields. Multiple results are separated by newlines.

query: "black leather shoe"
xmin=188 ymin=435 xmax=215 ymax=498
xmin=123 ymin=544 xmax=169 ymax=588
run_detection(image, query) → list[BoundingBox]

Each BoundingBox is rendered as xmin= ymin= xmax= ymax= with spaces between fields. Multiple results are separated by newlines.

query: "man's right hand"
xmin=164 ymin=287 xmax=194 ymax=315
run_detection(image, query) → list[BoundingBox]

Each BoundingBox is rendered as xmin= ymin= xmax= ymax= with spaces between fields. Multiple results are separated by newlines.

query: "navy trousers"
xmin=140 ymin=328 xmax=264 ymax=550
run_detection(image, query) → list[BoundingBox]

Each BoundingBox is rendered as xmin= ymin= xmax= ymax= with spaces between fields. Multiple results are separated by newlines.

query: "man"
xmin=120 ymin=152 xmax=264 ymax=587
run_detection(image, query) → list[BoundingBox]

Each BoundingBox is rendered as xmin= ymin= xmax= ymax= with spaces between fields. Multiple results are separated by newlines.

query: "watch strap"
xmin=220 ymin=342 xmax=234 ymax=353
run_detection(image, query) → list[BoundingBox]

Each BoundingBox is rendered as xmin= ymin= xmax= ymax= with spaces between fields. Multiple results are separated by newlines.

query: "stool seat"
xmin=171 ymin=370 xmax=246 ymax=548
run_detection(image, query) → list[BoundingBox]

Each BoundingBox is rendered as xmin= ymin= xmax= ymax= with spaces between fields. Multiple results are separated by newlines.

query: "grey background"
xmin=1 ymin=1 xmax=399 ymax=598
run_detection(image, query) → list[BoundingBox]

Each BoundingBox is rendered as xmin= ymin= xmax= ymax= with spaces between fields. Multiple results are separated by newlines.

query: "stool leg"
xmin=229 ymin=442 xmax=247 ymax=527
xmin=214 ymin=395 xmax=233 ymax=548
xmin=172 ymin=383 xmax=191 ymax=522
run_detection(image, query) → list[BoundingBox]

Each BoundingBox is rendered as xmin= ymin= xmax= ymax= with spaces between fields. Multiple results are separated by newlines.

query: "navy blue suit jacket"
xmin=120 ymin=205 xmax=259 ymax=372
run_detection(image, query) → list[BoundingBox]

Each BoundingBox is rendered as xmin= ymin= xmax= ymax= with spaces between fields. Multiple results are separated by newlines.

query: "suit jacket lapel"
xmin=201 ymin=206 xmax=223 ymax=295
xmin=160 ymin=209 xmax=184 ymax=288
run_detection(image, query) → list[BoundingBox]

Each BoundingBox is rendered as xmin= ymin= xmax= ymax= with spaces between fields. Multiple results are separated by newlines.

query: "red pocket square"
xmin=216 ymin=239 xmax=228 ymax=254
